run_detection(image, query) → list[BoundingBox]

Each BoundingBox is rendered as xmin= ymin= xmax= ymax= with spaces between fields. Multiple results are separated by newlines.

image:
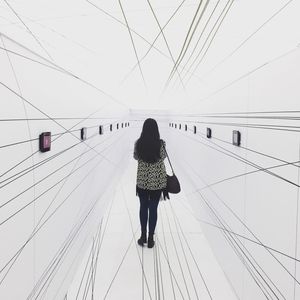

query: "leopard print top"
xmin=134 ymin=140 xmax=167 ymax=190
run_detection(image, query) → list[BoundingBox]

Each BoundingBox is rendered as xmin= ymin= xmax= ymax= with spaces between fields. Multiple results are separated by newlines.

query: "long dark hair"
xmin=136 ymin=118 xmax=162 ymax=163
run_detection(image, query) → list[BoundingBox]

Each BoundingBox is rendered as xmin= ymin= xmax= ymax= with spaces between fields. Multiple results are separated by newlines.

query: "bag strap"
xmin=162 ymin=143 xmax=175 ymax=175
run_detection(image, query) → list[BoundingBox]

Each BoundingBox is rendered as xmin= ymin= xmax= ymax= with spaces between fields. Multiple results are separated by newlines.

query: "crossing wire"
xmin=76 ymin=191 xmax=115 ymax=299
xmin=0 ymin=124 xmax=125 ymax=191
xmin=158 ymin=205 xmax=176 ymax=299
xmin=0 ymin=117 xmax=119 ymax=183
xmin=118 ymin=0 xmax=147 ymax=88
xmin=177 ymin=0 xmax=222 ymax=78
xmin=178 ymin=199 xmax=300 ymax=264
xmin=155 ymin=236 xmax=186 ymax=300
xmin=178 ymin=184 xmax=275 ymax=300
xmin=163 ymin=202 xmax=191 ymax=299
xmin=27 ymin=190 xmax=105 ymax=298
xmin=0 ymin=133 xmax=129 ymax=286
xmin=28 ymin=190 xmax=106 ymax=299
xmin=168 ymin=118 xmax=300 ymax=167
xmin=180 ymin=153 xmax=300 ymax=286
xmin=2 ymin=0 xmax=53 ymax=60
xmin=121 ymin=185 xmax=154 ymax=300
xmin=201 ymin=0 xmax=296 ymax=79
xmin=0 ymin=130 xmax=125 ymax=217
xmin=0 ymin=33 xmax=128 ymax=109
xmin=120 ymin=0 xmax=188 ymax=86
xmin=165 ymin=0 xmax=204 ymax=86
xmin=156 ymin=228 xmax=165 ymax=300
xmin=0 ymin=143 xmax=98 ymax=283
xmin=184 ymin=0 xmax=235 ymax=85
xmin=50 ymin=221 xmax=102 ymax=300
xmin=146 ymin=0 xmax=186 ymax=91
xmin=171 ymin=0 xmax=211 ymax=86
xmin=167 ymin=201 xmax=201 ymax=300
xmin=85 ymin=0 xmax=168 ymax=59
xmin=178 ymin=127 xmax=300 ymax=188
xmin=29 ymin=148 xmax=129 ymax=299
xmin=196 ymin=188 xmax=283 ymax=299
xmin=178 ymin=161 xmax=282 ymax=299
xmin=0 ymin=80 xmax=119 ymax=166
xmin=168 ymin=201 xmax=213 ymax=299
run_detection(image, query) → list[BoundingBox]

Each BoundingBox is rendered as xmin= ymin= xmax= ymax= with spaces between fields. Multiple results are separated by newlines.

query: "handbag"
xmin=163 ymin=144 xmax=181 ymax=194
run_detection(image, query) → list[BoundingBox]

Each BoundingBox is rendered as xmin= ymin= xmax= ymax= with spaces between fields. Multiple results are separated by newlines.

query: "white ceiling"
xmin=0 ymin=0 xmax=299 ymax=111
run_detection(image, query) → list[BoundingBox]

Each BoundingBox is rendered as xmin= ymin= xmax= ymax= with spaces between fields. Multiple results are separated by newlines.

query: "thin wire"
xmin=28 ymin=186 xmax=108 ymax=299
xmin=121 ymin=185 xmax=154 ymax=300
xmin=0 ymin=32 xmax=39 ymax=289
xmin=178 ymin=169 xmax=273 ymax=300
xmin=293 ymin=141 xmax=300 ymax=299
xmin=0 ymin=142 xmax=126 ymax=291
xmin=153 ymin=234 xmax=158 ymax=300
xmin=0 ymin=80 xmax=118 ymax=166
xmin=27 ymin=146 xmax=130 ymax=298
xmin=158 ymin=205 xmax=176 ymax=299
xmin=76 ymin=192 xmax=115 ymax=299
xmin=170 ymin=0 xmax=211 ymax=85
xmin=184 ymin=0 xmax=235 ymax=85
xmin=180 ymin=155 xmax=300 ymax=286
xmin=85 ymin=0 xmax=167 ymax=59
xmin=178 ymin=0 xmax=221 ymax=77
xmin=156 ymin=230 xmax=165 ymax=300
xmin=0 ymin=116 xmax=116 ymax=181
xmin=146 ymin=0 xmax=186 ymax=91
xmin=163 ymin=202 xmax=191 ymax=299
xmin=172 ymin=118 xmax=300 ymax=133
xmin=178 ymin=200 xmax=300 ymax=264
xmin=0 ymin=132 xmax=126 ymax=229
xmin=50 ymin=221 xmax=102 ymax=300
xmin=120 ymin=0 xmax=187 ymax=85
xmin=168 ymin=201 xmax=213 ymax=299
xmin=171 ymin=119 xmax=300 ymax=166
xmin=167 ymin=201 xmax=201 ymax=300
xmin=0 ymin=32 xmax=128 ymax=109
xmin=102 ymin=227 xmax=139 ymax=299
xmin=196 ymin=189 xmax=283 ymax=299
xmin=0 ymin=137 xmax=101 ymax=286
xmin=165 ymin=0 xmax=204 ymax=87
xmin=0 ymin=124 xmax=122 ymax=189
xmin=201 ymin=0 xmax=296 ymax=79
xmin=185 ymin=45 xmax=300 ymax=109
xmin=155 ymin=236 xmax=186 ymax=300
xmin=118 ymin=0 xmax=147 ymax=88
xmin=0 ymin=134 xmax=98 ymax=209
xmin=2 ymin=0 xmax=53 ymax=60
xmin=179 ymin=167 xmax=278 ymax=299
xmin=75 ymin=236 xmax=96 ymax=299
xmin=178 ymin=128 xmax=300 ymax=188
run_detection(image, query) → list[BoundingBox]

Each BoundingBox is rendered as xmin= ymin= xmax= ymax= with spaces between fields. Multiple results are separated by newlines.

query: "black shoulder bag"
xmin=163 ymin=144 xmax=181 ymax=194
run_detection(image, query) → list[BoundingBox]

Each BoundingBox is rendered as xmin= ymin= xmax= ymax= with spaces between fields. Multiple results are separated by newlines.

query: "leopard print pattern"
xmin=134 ymin=139 xmax=167 ymax=190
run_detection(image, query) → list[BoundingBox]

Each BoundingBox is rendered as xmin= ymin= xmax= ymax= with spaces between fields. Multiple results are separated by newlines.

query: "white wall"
xmin=162 ymin=46 xmax=300 ymax=300
xmin=0 ymin=30 xmax=131 ymax=298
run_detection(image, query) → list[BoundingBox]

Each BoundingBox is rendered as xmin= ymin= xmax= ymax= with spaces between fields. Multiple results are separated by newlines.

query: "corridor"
xmin=67 ymin=159 xmax=236 ymax=300
xmin=1 ymin=0 xmax=300 ymax=299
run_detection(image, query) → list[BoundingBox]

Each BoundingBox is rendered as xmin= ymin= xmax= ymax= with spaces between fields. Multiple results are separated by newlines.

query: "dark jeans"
xmin=137 ymin=189 xmax=161 ymax=235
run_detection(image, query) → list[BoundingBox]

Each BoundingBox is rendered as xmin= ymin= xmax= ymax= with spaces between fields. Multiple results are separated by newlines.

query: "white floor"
xmin=68 ymin=160 xmax=237 ymax=300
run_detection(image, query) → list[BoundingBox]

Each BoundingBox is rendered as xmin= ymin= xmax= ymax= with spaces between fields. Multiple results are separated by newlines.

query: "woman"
xmin=133 ymin=118 xmax=169 ymax=248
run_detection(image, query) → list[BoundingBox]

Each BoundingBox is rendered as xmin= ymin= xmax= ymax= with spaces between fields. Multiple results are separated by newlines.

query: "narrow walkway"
xmin=68 ymin=160 xmax=237 ymax=300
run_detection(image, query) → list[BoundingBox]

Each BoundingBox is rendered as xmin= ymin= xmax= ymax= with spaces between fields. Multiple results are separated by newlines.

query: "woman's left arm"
xmin=161 ymin=140 xmax=167 ymax=160
xmin=133 ymin=141 xmax=138 ymax=160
